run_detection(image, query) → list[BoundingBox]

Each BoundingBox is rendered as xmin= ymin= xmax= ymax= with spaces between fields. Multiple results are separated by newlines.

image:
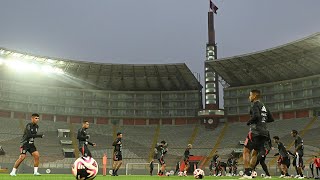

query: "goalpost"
xmin=125 ymin=163 xmax=160 ymax=175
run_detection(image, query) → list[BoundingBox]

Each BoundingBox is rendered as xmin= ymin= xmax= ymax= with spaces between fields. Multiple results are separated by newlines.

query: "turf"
xmin=0 ymin=174 xmax=294 ymax=180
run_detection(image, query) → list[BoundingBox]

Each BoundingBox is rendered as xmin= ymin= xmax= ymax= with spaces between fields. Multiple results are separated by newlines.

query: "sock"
xmin=112 ymin=169 xmax=115 ymax=174
xmin=300 ymin=173 xmax=303 ymax=177
xmin=285 ymin=173 xmax=290 ymax=176
xmin=11 ymin=168 xmax=17 ymax=174
xmin=34 ymin=167 xmax=38 ymax=174
xmin=281 ymin=171 xmax=284 ymax=175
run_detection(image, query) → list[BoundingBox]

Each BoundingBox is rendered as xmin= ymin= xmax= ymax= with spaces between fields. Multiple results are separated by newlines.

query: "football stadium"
xmin=0 ymin=36 xmax=319 ymax=180
xmin=1 ymin=2 xmax=320 ymax=180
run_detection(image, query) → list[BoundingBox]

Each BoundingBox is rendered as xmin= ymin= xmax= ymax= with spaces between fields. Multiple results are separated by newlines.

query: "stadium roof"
xmin=0 ymin=48 xmax=202 ymax=91
xmin=206 ymin=32 xmax=320 ymax=87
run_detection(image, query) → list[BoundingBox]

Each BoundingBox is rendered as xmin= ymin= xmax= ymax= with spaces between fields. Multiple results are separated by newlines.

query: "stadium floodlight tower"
xmin=199 ymin=1 xmax=224 ymax=129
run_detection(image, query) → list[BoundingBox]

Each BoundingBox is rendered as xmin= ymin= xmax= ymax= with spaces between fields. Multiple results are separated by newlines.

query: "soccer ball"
xmin=261 ymin=173 xmax=265 ymax=177
xmin=193 ymin=169 xmax=205 ymax=179
xmin=166 ymin=172 xmax=171 ymax=176
xmin=251 ymin=171 xmax=257 ymax=178
xmin=72 ymin=157 xmax=98 ymax=180
xmin=239 ymin=170 xmax=244 ymax=176
xmin=178 ymin=171 xmax=184 ymax=177
xmin=46 ymin=169 xmax=51 ymax=174
xmin=170 ymin=170 xmax=174 ymax=176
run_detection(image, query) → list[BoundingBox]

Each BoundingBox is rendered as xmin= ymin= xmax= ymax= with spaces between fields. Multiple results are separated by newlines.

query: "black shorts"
xmin=158 ymin=157 xmax=165 ymax=166
xmin=113 ymin=152 xmax=122 ymax=161
xmin=20 ymin=143 xmax=37 ymax=155
xmin=293 ymin=154 xmax=303 ymax=167
xmin=279 ymin=157 xmax=290 ymax=167
xmin=244 ymin=132 xmax=267 ymax=151
xmin=79 ymin=145 xmax=92 ymax=157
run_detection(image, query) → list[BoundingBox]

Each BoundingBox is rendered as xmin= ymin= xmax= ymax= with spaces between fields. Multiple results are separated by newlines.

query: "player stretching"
xmin=10 ymin=113 xmax=44 ymax=176
xmin=182 ymin=144 xmax=192 ymax=176
xmin=273 ymin=136 xmax=291 ymax=178
xmin=291 ymin=130 xmax=304 ymax=179
xmin=242 ymin=89 xmax=274 ymax=179
xmin=112 ymin=132 xmax=122 ymax=176
xmin=155 ymin=140 xmax=168 ymax=176
xmin=77 ymin=120 xmax=96 ymax=157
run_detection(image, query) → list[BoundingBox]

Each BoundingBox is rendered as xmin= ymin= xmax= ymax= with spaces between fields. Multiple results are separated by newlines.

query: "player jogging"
xmin=10 ymin=113 xmax=44 ymax=176
xmin=242 ymin=89 xmax=274 ymax=179
xmin=112 ymin=132 xmax=122 ymax=176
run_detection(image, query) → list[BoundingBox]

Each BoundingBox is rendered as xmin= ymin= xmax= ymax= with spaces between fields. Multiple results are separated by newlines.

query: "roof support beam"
xmin=154 ymin=66 xmax=166 ymax=91
xmin=174 ymin=65 xmax=192 ymax=90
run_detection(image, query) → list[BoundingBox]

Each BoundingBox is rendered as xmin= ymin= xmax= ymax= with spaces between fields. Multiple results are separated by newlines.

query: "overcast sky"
xmin=1 ymin=0 xmax=320 ymax=84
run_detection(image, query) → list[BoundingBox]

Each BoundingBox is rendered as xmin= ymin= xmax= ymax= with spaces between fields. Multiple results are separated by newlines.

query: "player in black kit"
xmin=242 ymin=89 xmax=274 ymax=179
xmin=154 ymin=140 xmax=168 ymax=176
xmin=273 ymin=136 xmax=291 ymax=178
xmin=112 ymin=132 xmax=122 ymax=176
xmin=291 ymin=130 xmax=304 ymax=178
xmin=10 ymin=113 xmax=44 ymax=176
xmin=182 ymin=144 xmax=192 ymax=176
xmin=77 ymin=120 xmax=96 ymax=157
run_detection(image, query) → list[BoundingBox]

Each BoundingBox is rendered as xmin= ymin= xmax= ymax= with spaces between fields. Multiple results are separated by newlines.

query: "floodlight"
xmin=40 ymin=65 xmax=64 ymax=74
xmin=47 ymin=59 xmax=55 ymax=63
xmin=11 ymin=53 xmax=23 ymax=58
xmin=5 ymin=60 xmax=29 ymax=72
xmin=24 ymin=55 xmax=35 ymax=60
xmin=41 ymin=65 xmax=55 ymax=73
xmin=53 ymin=67 xmax=64 ymax=74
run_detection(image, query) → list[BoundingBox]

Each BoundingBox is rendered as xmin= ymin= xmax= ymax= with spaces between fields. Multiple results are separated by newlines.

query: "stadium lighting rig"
xmin=0 ymin=49 xmax=64 ymax=74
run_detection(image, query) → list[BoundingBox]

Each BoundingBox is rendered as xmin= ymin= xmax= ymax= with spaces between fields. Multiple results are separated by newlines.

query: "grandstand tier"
xmin=205 ymin=32 xmax=320 ymax=122
xmin=0 ymin=47 xmax=203 ymax=125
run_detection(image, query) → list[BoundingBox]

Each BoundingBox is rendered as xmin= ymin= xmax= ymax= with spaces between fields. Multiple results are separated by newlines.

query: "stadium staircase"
xmin=199 ymin=122 xmax=229 ymax=168
xmin=188 ymin=125 xmax=199 ymax=145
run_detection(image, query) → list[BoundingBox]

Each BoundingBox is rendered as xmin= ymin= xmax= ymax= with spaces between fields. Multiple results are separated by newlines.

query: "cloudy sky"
xmin=1 ymin=0 xmax=320 ymax=85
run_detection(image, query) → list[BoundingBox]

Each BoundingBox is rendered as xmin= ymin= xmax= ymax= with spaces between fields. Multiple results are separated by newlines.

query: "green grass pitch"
xmin=0 ymin=174 xmax=295 ymax=180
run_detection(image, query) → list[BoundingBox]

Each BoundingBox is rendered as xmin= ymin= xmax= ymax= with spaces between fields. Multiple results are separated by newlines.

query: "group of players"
xmin=6 ymin=89 xmax=315 ymax=179
xmin=209 ymin=153 xmax=238 ymax=176
xmin=9 ymin=116 xmax=123 ymax=178
xmin=149 ymin=141 xmax=193 ymax=176
xmin=241 ymin=89 xmax=307 ymax=179
xmin=76 ymin=120 xmax=123 ymax=177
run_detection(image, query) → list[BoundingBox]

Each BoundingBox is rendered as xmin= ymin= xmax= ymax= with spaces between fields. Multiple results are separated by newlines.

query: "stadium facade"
xmin=206 ymin=32 xmax=320 ymax=122
xmin=0 ymin=48 xmax=202 ymax=125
